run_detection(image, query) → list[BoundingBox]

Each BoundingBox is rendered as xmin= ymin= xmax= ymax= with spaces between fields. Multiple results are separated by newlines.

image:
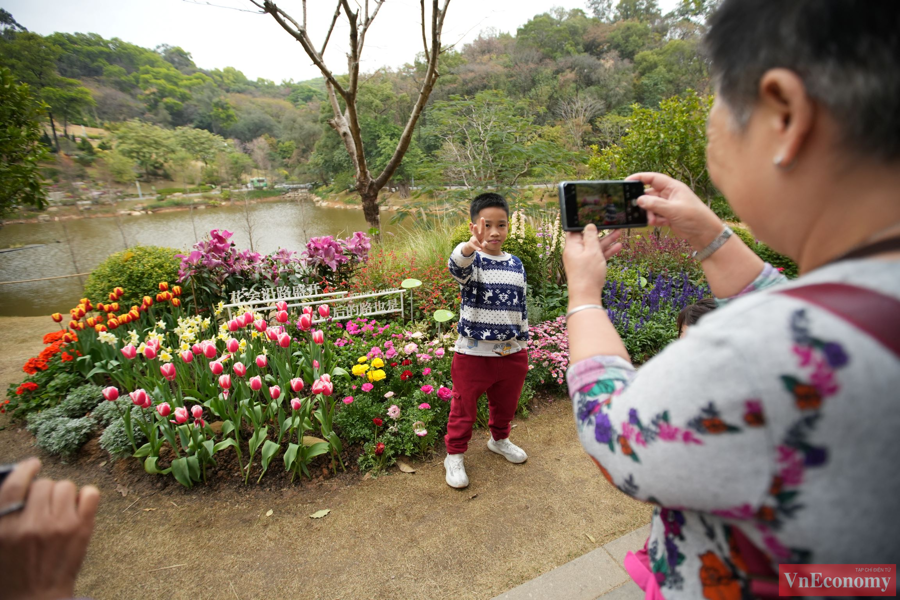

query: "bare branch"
xmin=420 ymin=0 xmax=430 ymax=56
xmin=358 ymin=0 xmax=384 ymax=57
xmin=320 ymin=2 xmax=342 ymax=56
xmin=302 ymin=0 xmax=307 ymax=29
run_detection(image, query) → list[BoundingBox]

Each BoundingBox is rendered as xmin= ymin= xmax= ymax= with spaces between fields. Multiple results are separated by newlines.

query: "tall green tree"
xmin=0 ymin=67 xmax=47 ymax=218
xmin=113 ymin=120 xmax=176 ymax=176
xmin=41 ymin=77 xmax=95 ymax=135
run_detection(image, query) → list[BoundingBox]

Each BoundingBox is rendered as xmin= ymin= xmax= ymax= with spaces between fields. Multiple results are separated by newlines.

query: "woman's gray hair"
xmin=705 ymin=0 xmax=900 ymax=161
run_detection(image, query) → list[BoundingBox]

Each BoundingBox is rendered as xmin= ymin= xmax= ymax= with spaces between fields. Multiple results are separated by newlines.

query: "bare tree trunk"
xmin=361 ymin=191 xmax=381 ymax=231
xmin=48 ymin=111 xmax=60 ymax=153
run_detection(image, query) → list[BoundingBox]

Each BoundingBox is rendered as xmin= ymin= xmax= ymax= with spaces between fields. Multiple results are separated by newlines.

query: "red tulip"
xmin=156 ymin=402 xmax=171 ymax=417
xmin=191 ymin=405 xmax=203 ymax=420
xmin=290 ymin=398 xmax=302 ymax=411
xmin=129 ymin=389 xmax=151 ymax=409
xmin=51 ymin=312 xmax=63 ymax=323
xmin=290 ymin=377 xmax=305 ymax=393
xmin=228 ymin=319 xmax=239 ymax=332
xmin=233 ymin=362 xmax=246 ymax=377
xmin=266 ymin=329 xmax=279 ymax=341
xmin=143 ymin=345 xmax=157 ymax=360
xmin=254 ymin=319 xmax=267 ymax=332
xmin=95 ymin=324 xmax=107 ymax=333
xmin=242 ymin=311 xmax=254 ymax=325
xmin=317 ymin=304 xmax=330 ymax=319
xmin=312 ymin=330 xmax=324 ymax=345
xmin=276 ymin=301 xmax=288 ymax=311
xmin=249 ymin=376 xmax=263 ymax=391
xmin=276 ymin=310 xmax=289 ymax=323
xmin=202 ymin=342 xmax=217 ymax=360
xmin=191 ymin=343 xmax=202 ymax=355
xmin=172 ymin=298 xmax=181 ymax=308
xmin=218 ymin=374 xmax=232 ymax=390
xmin=172 ymin=285 xmax=182 ymax=297
xmin=278 ymin=333 xmax=291 ymax=348
xmin=269 ymin=385 xmax=281 ymax=400
xmin=108 ymin=292 xmax=117 ymax=302
xmin=209 ymin=361 xmax=224 ymax=375
xmin=297 ymin=313 xmax=312 ymax=331
xmin=226 ymin=338 xmax=239 ymax=353
xmin=302 ymin=306 xmax=313 ymax=315
xmin=114 ymin=287 xmax=124 ymax=298
xmin=159 ymin=282 xmax=169 ymax=292
xmin=110 ymin=302 xmax=120 ymax=312
xmin=107 ymin=319 xmax=119 ymax=330
xmin=172 ymin=406 xmax=189 ymax=424
xmin=256 ymin=355 xmax=268 ymax=369
xmin=311 ymin=374 xmax=333 ymax=396
xmin=180 ymin=350 xmax=194 ymax=363
xmin=102 ymin=386 xmax=119 ymax=402
xmin=160 ymin=363 xmax=177 ymax=381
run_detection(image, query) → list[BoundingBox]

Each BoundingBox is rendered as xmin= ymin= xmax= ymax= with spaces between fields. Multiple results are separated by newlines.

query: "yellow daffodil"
xmin=160 ymin=349 xmax=173 ymax=362
xmin=239 ymin=339 xmax=248 ymax=352
xmin=371 ymin=357 xmax=384 ymax=368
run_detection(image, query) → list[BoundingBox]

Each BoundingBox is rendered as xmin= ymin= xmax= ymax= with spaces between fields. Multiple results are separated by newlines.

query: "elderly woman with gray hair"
xmin=563 ymin=1 xmax=900 ymax=598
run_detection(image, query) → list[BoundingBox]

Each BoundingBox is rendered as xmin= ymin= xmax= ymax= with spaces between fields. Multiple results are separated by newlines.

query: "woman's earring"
xmin=774 ymin=155 xmax=796 ymax=171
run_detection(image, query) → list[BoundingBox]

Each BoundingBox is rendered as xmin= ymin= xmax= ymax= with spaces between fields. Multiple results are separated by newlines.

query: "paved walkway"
xmin=492 ymin=524 xmax=650 ymax=600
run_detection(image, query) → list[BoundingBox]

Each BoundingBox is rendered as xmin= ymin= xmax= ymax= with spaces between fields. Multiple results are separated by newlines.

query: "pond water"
xmin=0 ymin=201 xmax=397 ymax=317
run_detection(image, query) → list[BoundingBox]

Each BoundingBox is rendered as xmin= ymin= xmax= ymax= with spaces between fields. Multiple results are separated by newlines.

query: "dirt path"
xmin=1 ymin=317 xmax=651 ymax=600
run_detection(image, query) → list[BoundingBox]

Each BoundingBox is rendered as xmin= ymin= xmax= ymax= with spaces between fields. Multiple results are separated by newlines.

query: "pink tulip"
xmin=343 ymin=396 xmax=354 ymax=405
xmin=278 ymin=333 xmax=291 ymax=348
xmin=313 ymin=359 xmax=320 ymax=369
xmin=191 ymin=405 xmax=203 ymax=419
xmin=275 ymin=310 xmax=288 ymax=323
xmin=156 ymin=402 xmax=171 ymax=417
xmin=290 ymin=398 xmax=302 ymax=411
xmin=233 ymin=362 xmax=247 ymax=377
xmin=160 ymin=363 xmax=177 ymax=381
xmin=310 ymin=374 xmax=333 ymax=396
xmin=226 ymin=338 xmax=239 ymax=353
xmin=228 ymin=319 xmax=239 ymax=332
xmin=243 ymin=311 xmax=254 ymax=326
xmin=172 ymin=406 xmax=189 ymax=424
xmin=143 ymin=345 xmax=158 ymax=360
xmin=256 ymin=354 xmax=267 ymax=369
xmin=218 ymin=374 xmax=232 ymax=389
xmin=302 ymin=306 xmax=313 ymax=315
xmin=209 ymin=361 xmax=224 ymax=375
xmin=297 ymin=313 xmax=312 ymax=331
xmin=129 ymin=389 xmax=150 ymax=409
xmin=266 ymin=329 xmax=278 ymax=341
xmin=290 ymin=377 xmax=305 ymax=393
xmin=249 ymin=376 xmax=262 ymax=391
xmin=254 ymin=319 xmax=267 ymax=332
xmin=269 ymin=385 xmax=281 ymax=400
xmin=276 ymin=301 xmax=288 ymax=311
xmin=312 ymin=330 xmax=324 ymax=345
xmin=191 ymin=343 xmax=202 ymax=355
xmin=102 ymin=386 xmax=119 ymax=402
xmin=318 ymin=304 xmax=330 ymax=319
xmin=420 ymin=385 xmax=434 ymax=395
xmin=180 ymin=350 xmax=194 ymax=363
xmin=423 ymin=367 xmax=432 ymax=376
xmin=202 ymin=342 xmax=217 ymax=360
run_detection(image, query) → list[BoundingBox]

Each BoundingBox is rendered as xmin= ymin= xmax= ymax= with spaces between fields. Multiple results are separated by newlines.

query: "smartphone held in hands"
xmin=558 ymin=180 xmax=647 ymax=231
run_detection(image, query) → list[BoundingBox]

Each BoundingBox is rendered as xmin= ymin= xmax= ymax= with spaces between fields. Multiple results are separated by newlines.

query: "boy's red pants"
xmin=444 ymin=350 xmax=529 ymax=454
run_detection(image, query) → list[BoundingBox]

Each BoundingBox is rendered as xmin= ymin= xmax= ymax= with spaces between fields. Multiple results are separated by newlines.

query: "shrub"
xmin=731 ymin=226 xmax=798 ymax=278
xmin=57 ymin=384 xmax=104 ymax=418
xmin=92 ymin=397 xmax=129 ymax=427
xmin=84 ymin=245 xmax=181 ymax=307
xmin=34 ymin=416 xmax=96 ymax=457
xmin=100 ymin=407 xmax=147 ymax=458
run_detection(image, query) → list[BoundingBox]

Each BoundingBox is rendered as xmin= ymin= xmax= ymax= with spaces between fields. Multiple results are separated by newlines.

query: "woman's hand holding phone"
xmin=626 ymin=172 xmax=724 ymax=251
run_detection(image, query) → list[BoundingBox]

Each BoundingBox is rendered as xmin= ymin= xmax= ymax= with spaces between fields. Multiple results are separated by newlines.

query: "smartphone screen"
xmin=558 ymin=180 xmax=647 ymax=231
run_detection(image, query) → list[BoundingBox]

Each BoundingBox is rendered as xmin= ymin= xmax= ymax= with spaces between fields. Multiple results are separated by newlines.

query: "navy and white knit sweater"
xmin=448 ymin=243 xmax=529 ymax=343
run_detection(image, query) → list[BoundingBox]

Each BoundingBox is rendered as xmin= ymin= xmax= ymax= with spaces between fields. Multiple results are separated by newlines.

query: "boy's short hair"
xmin=676 ymin=298 xmax=718 ymax=335
xmin=470 ymin=193 xmax=509 ymax=222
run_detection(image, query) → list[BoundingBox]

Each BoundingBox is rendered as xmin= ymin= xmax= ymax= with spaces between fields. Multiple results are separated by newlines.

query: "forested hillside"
xmin=0 ymin=0 xmax=717 ymax=200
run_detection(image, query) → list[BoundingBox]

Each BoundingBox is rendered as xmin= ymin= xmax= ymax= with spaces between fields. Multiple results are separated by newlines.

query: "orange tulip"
xmin=129 ymin=309 xmax=140 ymax=320
xmin=111 ymin=302 xmax=120 ymax=312
xmin=51 ymin=313 xmax=63 ymax=322
xmin=114 ymin=287 xmax=124 ymax=298
xmin=63 ymin=332 xmax=76 ymax=343
xmin=96 ymin=314 xmax=105 ymax=323
xmin=95 ymin=324 xmax=107 ymax=333
xmin=109 ymin=292 xmax=118 ymax=302
xmin=172 ymin=298 xmax=181 ymax=308
xmin=68 ymin=320 xmax=78 ymax=329
xmin=172 ymin=285 xmax=182 ymax=297
xmin=143 ymin=296 xmax=152 ymax=305
xmin=159 ymin=282 xmax=169 ymax=292
xmin=83 ymin=301 xmax=93 ymax=311
xmin=156 ymin=293 xmax=163 ymax=302
xmin=86 ymin=317 xmax=97 ymax=328
xmin=97 ymin=303 xmax=106 ymax=312
xmin=107 ymin=318 xmax=119 ymax=330
xmin=74 ymin=307 xmax=85 ymax=320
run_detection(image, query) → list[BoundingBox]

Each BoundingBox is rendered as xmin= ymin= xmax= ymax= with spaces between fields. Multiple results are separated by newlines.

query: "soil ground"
xmin=0 ymin=316 xmax=651 ymax=600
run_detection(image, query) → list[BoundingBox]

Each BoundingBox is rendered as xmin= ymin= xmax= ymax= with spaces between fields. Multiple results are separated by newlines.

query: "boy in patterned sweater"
xmin=443 ymin=193 xmax=530 ymax=489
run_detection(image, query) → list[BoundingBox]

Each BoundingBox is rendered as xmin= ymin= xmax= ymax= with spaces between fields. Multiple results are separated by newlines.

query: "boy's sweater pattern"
xmin=448 ymin=243 xmax=529 ymax=342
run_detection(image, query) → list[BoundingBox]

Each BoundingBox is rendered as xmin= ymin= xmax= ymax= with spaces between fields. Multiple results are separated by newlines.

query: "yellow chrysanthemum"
xmin=357 ymin=356 xmax=369 ymax=364
xmin=371 ymin=357 xmax=384 ymax=368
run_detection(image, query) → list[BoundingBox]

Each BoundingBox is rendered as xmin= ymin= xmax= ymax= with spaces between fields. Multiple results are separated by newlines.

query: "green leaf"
xmin=249 ymin=426 xmax=268 ymax=456
xmin=144 ymin=455 xmax=162 ymax=474
xmin=202 ymin=439 xmax=214 ymax=457
xmin=400 ymin=278 xmax=422 ymax=289
xmin=331 ymin=366 xmax=350 ymax=379
xmin=260 ymin=440 xmax=281 ymax=472
xmin=186 ymin=455 xmax=201 ymax=481
xmin=433 ymin=309 xmax=455 ymax=322
xmin=305 ymin=442 xmax=330 ymax=460
xmin=284 ymin=443 xmax=299 ymax=470
xmin=170 ymin=457 xmax=193 ymax=488
xmin=213 ymin=438 xmax=238 ymax=453
xmin=327 ymin=431 xmax=343 ymax=454
xmin=133 ymin=442 xmax=152 ymax=458
xmin=221 ymin=420 xmax=235 ymax=436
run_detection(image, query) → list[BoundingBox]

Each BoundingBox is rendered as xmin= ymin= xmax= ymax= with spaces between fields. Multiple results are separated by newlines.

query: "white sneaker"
xmin=444 ymin=453 xmax=469 ymax=488
xmin=488 ymin=436 xmax=528 ymax=464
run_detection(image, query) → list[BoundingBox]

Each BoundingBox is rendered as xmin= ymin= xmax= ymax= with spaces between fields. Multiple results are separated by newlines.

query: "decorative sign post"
xmin=400 ymin=278 xmax=422 ymax=322
xmin=222 ymin=286 xmax=406 ymax=324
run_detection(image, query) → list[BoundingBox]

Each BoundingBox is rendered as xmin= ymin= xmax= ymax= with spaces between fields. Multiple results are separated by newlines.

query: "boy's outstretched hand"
xmin=463 ymin=217 xmax=487 ymax=256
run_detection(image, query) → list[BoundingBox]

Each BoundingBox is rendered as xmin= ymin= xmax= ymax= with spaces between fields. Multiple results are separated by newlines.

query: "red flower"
xmin=390 ymin=362 xmax=398 ymax=367
xmin=400 ymin=370 xmax=413 ymax=381
xmin=60 ymin=352 xmax=74 ymax=362
xmin=16 ymin=381 xmax=39 ymax=395
xmin=374 ymin=442 xmax=385 ymax=456
xmin=373 ymin=418 xmax=383 ymax=427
